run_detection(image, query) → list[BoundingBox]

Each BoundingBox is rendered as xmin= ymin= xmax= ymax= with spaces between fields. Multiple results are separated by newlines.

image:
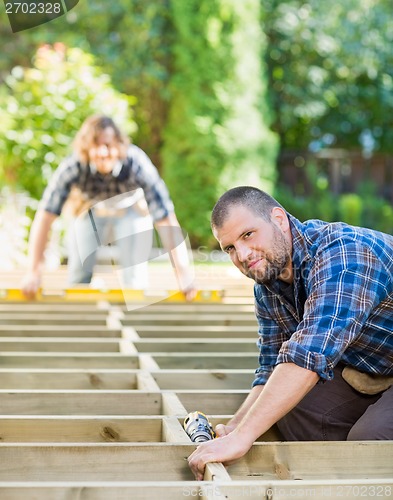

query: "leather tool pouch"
xmin=342 ymin=366 xmax=393 ymax=395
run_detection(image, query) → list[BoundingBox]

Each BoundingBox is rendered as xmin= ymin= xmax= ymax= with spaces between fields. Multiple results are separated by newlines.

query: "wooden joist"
xmin=0 ymin=369 xmax=139 ymax=390
xmin=0 ymin=390 xmax=163 ymax=415
xmin=0 ymin=442 xmax=392 ymax=481
xmin=0 ymin=353 xmax=139 ymax=368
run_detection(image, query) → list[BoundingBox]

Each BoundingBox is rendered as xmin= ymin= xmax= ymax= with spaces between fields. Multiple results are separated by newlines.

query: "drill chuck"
xmin=184 ymin=411 xmax=216 ymax=442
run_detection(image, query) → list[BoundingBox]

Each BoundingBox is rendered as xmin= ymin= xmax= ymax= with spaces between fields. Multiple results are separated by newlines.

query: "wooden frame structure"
xmin=0 ymin=275 xmax=392 ymax=499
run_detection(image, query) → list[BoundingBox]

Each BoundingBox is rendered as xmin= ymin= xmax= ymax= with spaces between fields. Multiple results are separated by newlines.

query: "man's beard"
xmin=243 ymin=226 xmax=291 ymax=284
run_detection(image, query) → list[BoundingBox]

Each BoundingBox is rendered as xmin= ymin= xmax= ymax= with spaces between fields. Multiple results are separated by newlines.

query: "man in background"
xmin=22 ymin=115 xmax=196 ymax=299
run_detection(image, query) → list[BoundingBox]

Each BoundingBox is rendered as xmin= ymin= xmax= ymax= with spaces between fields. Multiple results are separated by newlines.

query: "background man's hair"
xmin=211 ymin=186 xmax=283 ymax=229
xmin=73 ymin=115 xmax=129 ymax=165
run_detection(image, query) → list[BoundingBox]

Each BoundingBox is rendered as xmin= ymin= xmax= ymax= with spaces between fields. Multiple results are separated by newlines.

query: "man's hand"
xmin=187 ymin=430 xmax=253 ymax=481
xmin=21 ymin=271 xmax=42 ymax=299
xmin=215 ymin=422 xmax=236 ymax=437
xmin=181 ymin=284 xmax=197 ymax=301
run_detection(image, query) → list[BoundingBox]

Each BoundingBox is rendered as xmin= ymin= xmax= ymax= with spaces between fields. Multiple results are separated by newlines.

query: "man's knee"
xmin=347 ymin=389 xmax=393 ymax=440
xmin=347 ymin=417 xmax=393 ymax=440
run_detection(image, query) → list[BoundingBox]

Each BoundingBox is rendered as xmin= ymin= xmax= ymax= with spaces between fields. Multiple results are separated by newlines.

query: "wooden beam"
xmin=0 ymin=353 xmax=139 ymax=369
xmin=0 ymin=443 xmax=198 ymax=481
xmin=0 ymin=338 xmax=121 ymax=353
xmin=0 ymin=479 xmax=392 ymax=500
xmin=204 ymin=463 xmax=232 ymax=482
xmin=227 ymin=441 xmax=393 ymax=480
xmin=0 ymin=368 xmax=138 ymax=390
xmin=0 ymin=482 xmax=213 ymax=500
xmin=0 ymin=442 xmax=391 ymax=482
xmin=122 ymin=313 xmax=257 ymax=327
xmin=124 ymin=304 xmax=255 ymax=313
xmin=130 ymin=325 xmax=256 ymax=338
xmin=132 ymin=339 xmax=256 ymax=353
xmin=138 ymin=354 xmax=160 ymax=371
xmin=152 ymin=370 xmax=253 ymax=390
xmin=136 ymin=371 xmax=161 ymax=391
xmin=162 ymin=416 xmax=189 ymax=443
xmin=0 ymin=390 xmax=162 ymax=415
xmin=0 ymin=325 xmax=121 ymax=338
xmin=151 ymin=354 xmax=257 ymax=370
xmin=0 ymin=416 xmax=163 ymax=442
xmin=174 ymin=391 xmax=248 ymax=416
xmin=0 ymin=313 xmax=107 ymax=325
xmin=162 ymin=392 xmax=188 ymax=416
xmin=215 ymin=479 xmax=393 ymax=500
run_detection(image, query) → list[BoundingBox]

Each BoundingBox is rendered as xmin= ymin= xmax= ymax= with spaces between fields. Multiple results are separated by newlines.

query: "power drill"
xmin=183 ymin=411 xmax=216 ymax=442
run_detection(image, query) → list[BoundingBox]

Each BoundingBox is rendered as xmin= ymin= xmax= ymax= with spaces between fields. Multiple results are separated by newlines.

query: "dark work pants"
xmin=277 ymin=365 xmax=393 ymax=441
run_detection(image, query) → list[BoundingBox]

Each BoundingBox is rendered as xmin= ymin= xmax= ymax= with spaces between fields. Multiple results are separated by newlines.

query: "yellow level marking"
xmin=0 ymin=289 xmax=223 ymax=303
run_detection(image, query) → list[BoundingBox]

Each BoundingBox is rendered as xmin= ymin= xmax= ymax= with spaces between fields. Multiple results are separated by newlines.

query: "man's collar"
xmin=89 ymin=160 xmax=123 ymax=177
xmin=287 ymin=213 xmax=312 ymax=272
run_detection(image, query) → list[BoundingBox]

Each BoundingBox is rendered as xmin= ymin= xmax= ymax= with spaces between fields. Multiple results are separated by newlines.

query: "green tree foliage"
xmin=0 ymin=1 xmax=172 ymax=168
xmin=263 ymin=0 xmax=393 ymax=152
xmin=275 ymin=164 xmax=393 ymax=234
xmin=162 ymin=0 xmax=278 ymax=246
xmin=0 ymin=44 xmax=136 ymax=199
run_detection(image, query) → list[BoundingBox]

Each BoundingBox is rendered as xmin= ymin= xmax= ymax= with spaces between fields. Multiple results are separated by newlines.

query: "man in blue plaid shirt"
xmin=22 ymin=115 xmax=195 ymax=299
xmin=189 ymin=185 xmax=393 ymax=481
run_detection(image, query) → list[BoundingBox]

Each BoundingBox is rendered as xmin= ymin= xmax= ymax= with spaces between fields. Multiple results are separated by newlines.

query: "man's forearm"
xmin=187 ymin=363 xmax=320 ymax=480
xmin=234 ymin=363 xmax=319 ymax=445
xmin=27 ymin=210 xmax=56 ymax=272
xmin=155 ymin=213 xmax=194 ymax=290
xmin=226 ymin=384 xmax=264 ymax=428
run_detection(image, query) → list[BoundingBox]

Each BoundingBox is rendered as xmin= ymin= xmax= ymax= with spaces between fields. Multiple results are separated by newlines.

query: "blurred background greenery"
xmin=0 ymin=0 xmax=392 ymax=267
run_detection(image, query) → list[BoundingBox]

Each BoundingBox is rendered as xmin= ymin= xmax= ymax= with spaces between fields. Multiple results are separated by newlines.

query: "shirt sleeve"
xmin=128 ymin=145 xmax=174 ymax=222
xmin=277 ymin=237 xmax=392 ymax=380
xmin=39 ymin=157 xmax=80 ymax=215
xmin=252 ymin=286 xmax=290 ymax=387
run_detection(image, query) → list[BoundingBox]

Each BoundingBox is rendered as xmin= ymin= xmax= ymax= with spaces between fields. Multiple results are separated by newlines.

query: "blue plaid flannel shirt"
xmin=40 ymin=144 xmax=174 ymax=222
xmin=252 ymin=214 xmax=393 ymax=387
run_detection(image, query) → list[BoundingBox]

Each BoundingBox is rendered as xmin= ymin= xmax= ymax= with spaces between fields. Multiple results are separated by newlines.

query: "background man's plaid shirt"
xmin=252 ymin=215 xmax=393 ymax=387
xmin=40 ymin=144 xmax=174 ymax=222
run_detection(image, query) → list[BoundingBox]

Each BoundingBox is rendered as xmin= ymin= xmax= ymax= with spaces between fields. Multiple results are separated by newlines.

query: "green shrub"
xmin=275 ymin=162 xmax=393 ymax=234
xmin=0 ymin=44 xmax=136 ymax=199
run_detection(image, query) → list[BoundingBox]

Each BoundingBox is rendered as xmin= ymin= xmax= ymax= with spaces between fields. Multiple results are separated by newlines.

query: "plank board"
xmin=1 ymin=479 xmax=392 ymax=500
xmin=0 ymin=369 xmax=138 ymax=390
xmin=0 ymin=325 xmax=121 ymax=337
xmin=175 ymin=391 xmax=249 ymax=415
xmin=0 ymin=353 xmax=139 ymax=369
xmin=0 ymin=390 xmax=162 ymax=415
xmin=0 ymin=338 xmax=121 ymax=352
xmin=132 ymin=325 xmax=257 ymax=338
xmin=227 ymin=441 xmax=393 ymax=480
xmin=133 ymin=339 xmax=257 ymax=353
xmin=151 ymin=353 xmax=258 ymax=370
xmin=0 ymin=314 xmax=108 ymax=325
xmin=0 ymin=444 xmax=196 ymax=481
xmin=0 ymin=416 xmax=165 ymax=442
xmin=0 ymin=483 xmax=210 ymax=500
xmin=122 ymin=313 xmax=257 ymax=327
xmin=152 ymin=370 xmax=254 ymax=390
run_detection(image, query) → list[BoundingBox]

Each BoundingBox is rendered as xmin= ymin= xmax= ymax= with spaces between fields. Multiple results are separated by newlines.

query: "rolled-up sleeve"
xmin=39 ymin=158 xmax=80 ymax=215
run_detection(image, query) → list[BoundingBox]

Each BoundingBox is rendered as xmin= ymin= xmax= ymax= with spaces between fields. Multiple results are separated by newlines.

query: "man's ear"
xmin=271 ymin=207 xmax=290 ymax=232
